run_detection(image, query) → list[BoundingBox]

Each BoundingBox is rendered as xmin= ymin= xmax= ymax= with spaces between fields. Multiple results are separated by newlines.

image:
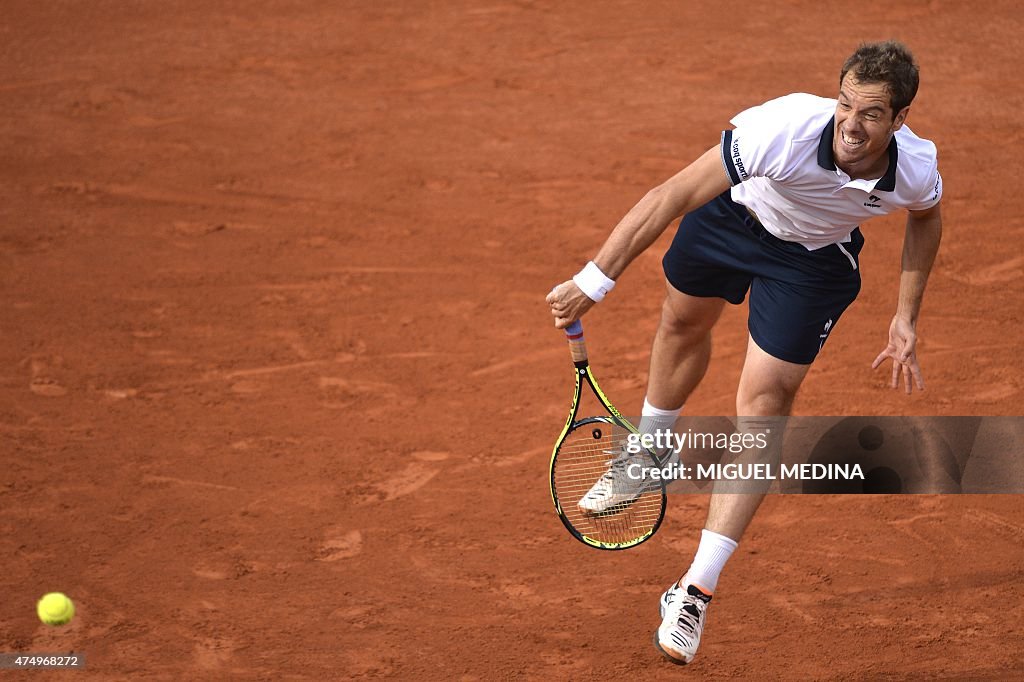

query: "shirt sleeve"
xmin=906 ymin=165 xmax=942 ymax=210
xmin=720 ymin=100 xmax=793 ymax=186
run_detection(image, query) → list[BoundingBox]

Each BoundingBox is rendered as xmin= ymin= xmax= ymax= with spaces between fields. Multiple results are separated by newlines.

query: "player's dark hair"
xmin=840 ymin=40 xmax=919 ymax=116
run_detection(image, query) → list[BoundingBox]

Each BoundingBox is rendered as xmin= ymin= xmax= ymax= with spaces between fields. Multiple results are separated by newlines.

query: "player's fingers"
xmin=899 ymin=335 xmax=917 ymax=363
xmin=891 ymin=358 xmax=899 ymax=389
xmin=911 ymin=361 xmax=925 ymax=390
xmin=903 ymin=363 xmax=913 ymax=394
xmin=547 ymin=282 xmax=573 ymax=303
xmin=871 ymin=349 xmax=889 ymax=369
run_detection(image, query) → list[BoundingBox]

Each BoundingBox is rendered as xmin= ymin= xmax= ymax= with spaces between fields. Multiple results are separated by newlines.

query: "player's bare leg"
xmin=703 ymin=337 xmax=810 ymax=539
xmin=645 ymin=281 xmax=726 ymax=412
xmin=656 ymin=336 xmax=811 ymax=665
xmin=579 ymin=283 xmax=724 ymax=513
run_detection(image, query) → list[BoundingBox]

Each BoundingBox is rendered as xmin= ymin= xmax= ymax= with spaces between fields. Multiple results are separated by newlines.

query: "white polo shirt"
xmin=721 ymin=93 xmax=942 ymax=250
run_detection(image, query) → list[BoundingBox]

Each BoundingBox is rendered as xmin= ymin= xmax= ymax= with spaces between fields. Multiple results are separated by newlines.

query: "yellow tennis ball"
xmin=37 ymin=592 xmax=75 ymax=626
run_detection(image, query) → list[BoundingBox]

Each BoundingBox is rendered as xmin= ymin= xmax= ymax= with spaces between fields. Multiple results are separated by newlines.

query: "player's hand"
xmin=871 ymin=314 xmax=924 ymax=394
xmin=546 ymin=279 xmax=596 ymax=329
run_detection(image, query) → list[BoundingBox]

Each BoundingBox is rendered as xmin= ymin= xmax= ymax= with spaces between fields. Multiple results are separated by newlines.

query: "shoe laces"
xmin=668 ymin=588 xmax=706 ymax=637
xmin=601 ymin=445 xmax=644 ymax=470
xmin=592 ymin=448 xmax=644 ymax=488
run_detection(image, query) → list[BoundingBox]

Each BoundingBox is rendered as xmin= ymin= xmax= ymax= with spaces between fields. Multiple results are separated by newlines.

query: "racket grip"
xmin=564 ymin=320 xmax=588 ymax=364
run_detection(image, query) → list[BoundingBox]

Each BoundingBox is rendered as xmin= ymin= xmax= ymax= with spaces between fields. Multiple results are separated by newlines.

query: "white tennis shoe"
xmin=576 ymin=446 xmax=658 ymax=514
xmin=653 ymin=579 xmax=713 ymax=665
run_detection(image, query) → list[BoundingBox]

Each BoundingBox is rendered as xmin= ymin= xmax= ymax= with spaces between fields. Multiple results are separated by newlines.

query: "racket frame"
xmin=549 ymin=322 xmax=667 ymax=550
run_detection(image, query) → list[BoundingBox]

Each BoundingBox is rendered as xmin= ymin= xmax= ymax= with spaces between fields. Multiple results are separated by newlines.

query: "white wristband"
xmin=573 ymin=261 xmax=616 ymax=302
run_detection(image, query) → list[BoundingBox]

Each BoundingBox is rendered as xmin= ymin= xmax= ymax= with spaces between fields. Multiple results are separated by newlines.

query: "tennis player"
xmin=546 ymin=41 xmax=942 ymax=664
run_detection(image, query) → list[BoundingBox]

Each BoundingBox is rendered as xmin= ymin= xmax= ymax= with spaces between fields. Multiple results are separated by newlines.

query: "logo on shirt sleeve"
xmin=731 ymin=139 xmax=750 ymax=181
xmin=863 ymin=194 xmax=882 ymax=208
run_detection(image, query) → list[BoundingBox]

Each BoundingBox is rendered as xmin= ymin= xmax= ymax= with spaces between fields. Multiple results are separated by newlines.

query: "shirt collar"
xmin=817 ymin=116 xmax=898 ymax=192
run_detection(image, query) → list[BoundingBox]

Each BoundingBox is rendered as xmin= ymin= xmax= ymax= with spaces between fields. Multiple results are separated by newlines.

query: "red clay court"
xmin=2 ymin=2 xmax=1022 ymax=679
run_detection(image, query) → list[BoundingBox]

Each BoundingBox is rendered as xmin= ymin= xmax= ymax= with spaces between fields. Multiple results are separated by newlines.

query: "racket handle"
xmin=564 ymin=320 xmax=588 ymax=364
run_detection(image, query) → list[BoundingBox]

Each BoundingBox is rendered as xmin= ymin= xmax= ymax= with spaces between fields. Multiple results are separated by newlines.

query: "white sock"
xmin=637 ymin=397 xmax=681 ymax=459
xmin=683 ymin=529 xmax=738 ymax=594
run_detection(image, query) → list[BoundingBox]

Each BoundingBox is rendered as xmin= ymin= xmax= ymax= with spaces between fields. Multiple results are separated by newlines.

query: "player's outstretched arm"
xmin=872 ymin=202 xmax=943 ymax=393
xmin=547 ymin=145 xmax=731 ymax=328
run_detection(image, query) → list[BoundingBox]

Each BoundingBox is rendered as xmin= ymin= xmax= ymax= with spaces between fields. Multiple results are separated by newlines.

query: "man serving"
xmin=546 ymin=40 xmax=942 ymax=664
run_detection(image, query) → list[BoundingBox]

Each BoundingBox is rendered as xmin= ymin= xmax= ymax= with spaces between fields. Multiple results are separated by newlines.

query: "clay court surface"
xmin=2 ymin=2 xmax=1023 ymax=679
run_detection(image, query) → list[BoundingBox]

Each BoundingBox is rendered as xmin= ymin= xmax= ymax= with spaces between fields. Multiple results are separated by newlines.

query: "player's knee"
xmin=658 ymin=296 xmax=716 ymax=342
xmin=736 ymin=386 xmax=797 ymax=417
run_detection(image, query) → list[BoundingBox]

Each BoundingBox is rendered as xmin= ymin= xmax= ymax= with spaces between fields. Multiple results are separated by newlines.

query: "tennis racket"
xmin=549 ymin=320 xmax=666 ymax=550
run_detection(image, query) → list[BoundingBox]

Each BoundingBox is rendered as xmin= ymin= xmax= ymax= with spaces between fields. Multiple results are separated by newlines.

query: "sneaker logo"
xmin=863 ymin=194 xmax=882 ymax=208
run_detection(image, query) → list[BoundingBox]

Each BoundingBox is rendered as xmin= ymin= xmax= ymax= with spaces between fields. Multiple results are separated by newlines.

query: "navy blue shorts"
xmin=662 ymin=191 xmax=864 ymax=365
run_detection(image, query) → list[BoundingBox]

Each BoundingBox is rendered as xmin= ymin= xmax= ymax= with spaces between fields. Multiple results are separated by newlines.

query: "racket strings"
xmin=553 ymin=423 xmax=663 ymax=545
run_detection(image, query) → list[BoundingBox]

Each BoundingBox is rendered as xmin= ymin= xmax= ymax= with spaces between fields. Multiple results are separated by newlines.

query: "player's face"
xmin=833 ymin=73 xmax=908 ymax=176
